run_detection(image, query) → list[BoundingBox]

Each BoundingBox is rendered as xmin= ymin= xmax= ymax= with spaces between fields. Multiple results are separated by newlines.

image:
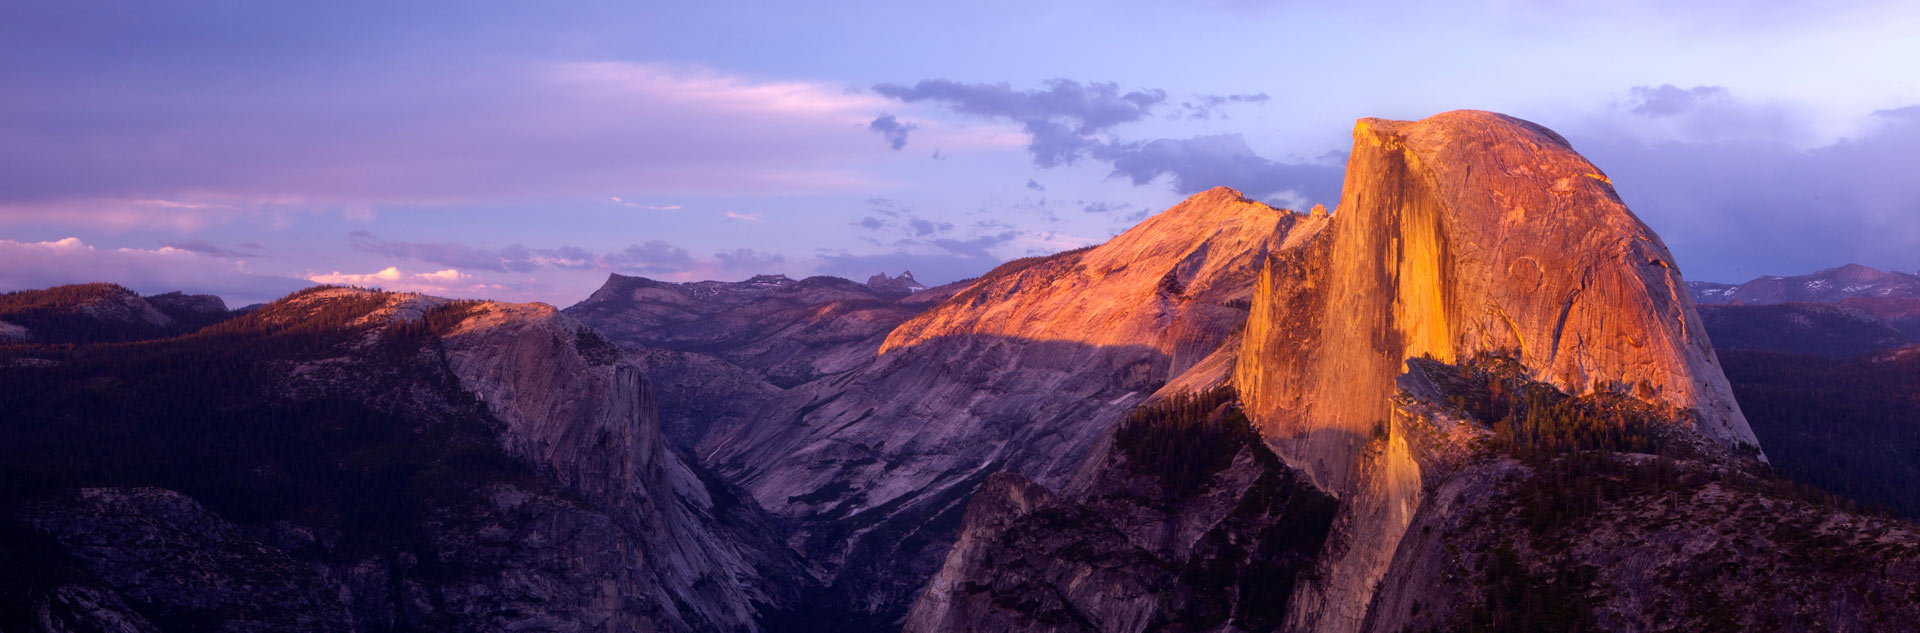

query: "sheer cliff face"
xmin=1237 ymin=110 xmax=1758 ymax=493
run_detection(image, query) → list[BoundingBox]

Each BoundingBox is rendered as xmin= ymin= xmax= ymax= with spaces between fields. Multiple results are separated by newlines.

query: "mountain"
xmin=868 ymin=271 xmax=928 ymax=294
xmin=0 ymin=287 xmax=811 ymax=632
xmin=0 ymin=283 xmax=232 ymax=344
xmin=1690 ymin=263 xmax=1920 ymax=305
xmin=9 ymin=109 xmax=1920 ymax=633
xmin=906 ymin=111 xmax=1919 ymax=633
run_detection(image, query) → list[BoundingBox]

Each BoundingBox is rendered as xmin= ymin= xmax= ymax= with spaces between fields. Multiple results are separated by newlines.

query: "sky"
xmin=2 ymin=1 xmax=1918 ymax=306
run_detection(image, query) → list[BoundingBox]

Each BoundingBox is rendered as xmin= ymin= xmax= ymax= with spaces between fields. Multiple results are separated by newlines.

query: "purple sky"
xmin=3 ymin=1 xmax=1918 ymax=306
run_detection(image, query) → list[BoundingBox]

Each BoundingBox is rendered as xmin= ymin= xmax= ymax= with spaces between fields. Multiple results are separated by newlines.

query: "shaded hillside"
xmin=1718 ymin=347 xmax=1920 ymax=520
xmin=0 ymin=286 xmax=811 ymax=632
xmin=1697 ymin=302 xmax=1912 ymax=358
xmin=906 ymin=388 xmax=1338 ymax=633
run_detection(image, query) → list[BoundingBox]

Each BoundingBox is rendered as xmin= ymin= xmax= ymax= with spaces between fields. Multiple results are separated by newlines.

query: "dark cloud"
xmin=1628 ymin=84 xmax=1731 ymax=118
xmin=1571 ymin=103 xmax=1920 ymax=282
xmin=857 ymin=216 xmax=888 ymax=231
xmin=815 ymin=232 xmax=1016 ymax=284
xmin=868 ymin=114 xmax=916 ymax=151
xmin=160 ymin=239 xmax=261 ymax=258
xmin=1094 ymin=134 xmax=1344 ymax=207
xmin=876 ymin=78 xmax=1339 ymax=206
xmin=1080 ymin=201 xmax=1133 ymax=215
xmin=1026 ymin=178 xmax=1045 ymax=191
xmin=909 ymin=218 xmax=954 ymax=236
xmin=603 ymin=240 xmax=694 ymax=275
xmin=713 ymin=248 xmax=786 ymax=273
xmin=874 ymin=78 xmax=1165 ymax=167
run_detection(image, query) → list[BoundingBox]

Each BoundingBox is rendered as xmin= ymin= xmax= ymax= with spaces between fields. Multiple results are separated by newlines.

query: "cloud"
xmin=1627 ymin=84 xmax=1732 ymax=118
xmin=349 ymin=230 xmax=536 ymax=273
xmin=874 ymin=78 xmax=1341 ymax=206
xmin=335 ymin=231 xmax=789 ymax=281
xmin=610 ymin=196 xmax=682 ymax=210
xmin=1094 ymin=134 xmax=1343 ymax=207
xmin=0 ymin=237 xmax=308 ymax=305
xmin=1080 ymin=201 xmax=1134 ymax=215
xmin=815 ymin=231 xmax=1018 ymax=284
xmin=713 ymin=248 xmax=786 ymax=273
xmin=309 ymin=266 xmax=469 ymax=286
xmin=874 ymin=78 xmax=1166 ymax=167
xmin=598 ymin=241 xmax=696 ymax=275
xmin=724 ymin=212 xmax=764 ymax=222
xmin=1 ymin=61 xmax=905 ymax=229
xmin=1176 ymin=93 xmax=1271 ymax=120
xmin=159 ymin=239 xmax=262 ymax=258
xmin=868 ymin=114 xmax=917 ymax=150
xmin=909 ymin=218 xmax=954 ymax=236
xmin=1026 ymin=179 xmax=1045 ymax=191
xmin=1569 ymin=97 xmax=1920 ymax=281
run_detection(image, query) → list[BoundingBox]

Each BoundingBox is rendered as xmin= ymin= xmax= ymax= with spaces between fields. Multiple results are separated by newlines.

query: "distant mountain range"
xmin=1690 ymin=263 xmax=1920 ymax=304
xmin=4 ymin=111 xmax=1920 ymax=633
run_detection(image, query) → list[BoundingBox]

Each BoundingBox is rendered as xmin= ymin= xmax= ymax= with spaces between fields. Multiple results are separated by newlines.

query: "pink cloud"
xmin=306 ymin=266 xmax=502 ymax=296
xmin=0 ymin=63 xmax=915 ymax=229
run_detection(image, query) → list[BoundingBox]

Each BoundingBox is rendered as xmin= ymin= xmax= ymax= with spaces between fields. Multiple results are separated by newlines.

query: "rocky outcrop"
xmin=867 ymin=271 xmax=928 ymax=295
xmin=904 ymin=392 xmax=1338 ymax=633
xmin=1355 ymin=358 xmax=1920 ymax=633
xmin=1238 ymin=111 xmax=1757 ymax=496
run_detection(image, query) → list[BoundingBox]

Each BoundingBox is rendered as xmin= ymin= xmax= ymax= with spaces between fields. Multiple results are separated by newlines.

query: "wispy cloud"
xmin=0 ymin=237 xmax=306 ymax=305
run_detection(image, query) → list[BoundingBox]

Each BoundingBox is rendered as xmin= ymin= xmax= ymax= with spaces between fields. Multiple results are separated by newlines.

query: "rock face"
xmin=697 ymin=187 xmax=1322 ymax=627
xmin=1691 ymin=263 xmax=1920 ymax=305
xmin=1238 ymin=110 xmax=1758 ymax=493
xmin=1222 ymin=110 xmax=1765 ymax=633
